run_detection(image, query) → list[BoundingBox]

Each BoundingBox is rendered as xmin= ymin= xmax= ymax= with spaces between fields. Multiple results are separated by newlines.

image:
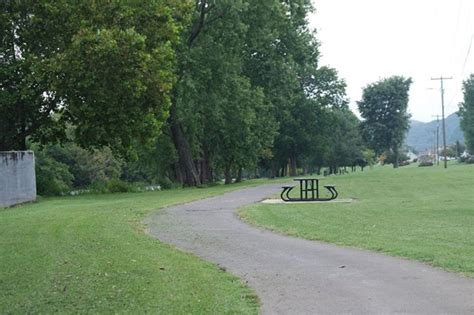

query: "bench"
xmin=280 ymin=185 xmax=295 ymax=201
xmin=280 ymin=179 xmax=339 ymax=202
xmin=324 ymin=185 xmax=338 ymax=199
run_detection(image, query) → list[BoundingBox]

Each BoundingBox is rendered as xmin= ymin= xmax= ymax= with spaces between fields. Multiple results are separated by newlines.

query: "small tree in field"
xmin=362 ymin=149 xmax=376 ymax=169
xmin=358 ymin=76 xmax=412 ymax=168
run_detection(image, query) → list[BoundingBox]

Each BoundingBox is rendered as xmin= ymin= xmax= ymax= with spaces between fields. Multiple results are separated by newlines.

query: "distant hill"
xmin=405 ymin=113 xmax=464 ymax=153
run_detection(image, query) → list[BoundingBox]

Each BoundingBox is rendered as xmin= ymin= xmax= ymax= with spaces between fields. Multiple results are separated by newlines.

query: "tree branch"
xmin=187 ymin=0 xmax=209 ymax=48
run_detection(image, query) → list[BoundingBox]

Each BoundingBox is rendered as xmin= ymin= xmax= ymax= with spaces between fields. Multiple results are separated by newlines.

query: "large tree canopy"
xmin=0 ymin=1 xmax=189 ymax=152
xmin=357 ymin=76 xmax=412 ymax=168
xmin=459 ymin=74 xmax=474 ymax=154
xmin=173 ymin=0 xmax=277 ymax=184
xmin=3 ymin=0 xmax=366 ymax=189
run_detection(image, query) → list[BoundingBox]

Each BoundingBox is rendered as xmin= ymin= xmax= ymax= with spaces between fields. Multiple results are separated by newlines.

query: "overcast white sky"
xmin=309 ymin=0 xmax=474 ymax=122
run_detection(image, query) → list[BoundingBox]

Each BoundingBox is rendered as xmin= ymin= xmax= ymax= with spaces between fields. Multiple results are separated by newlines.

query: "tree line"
xmin=5 ymin=1 xmax=470 ymax=195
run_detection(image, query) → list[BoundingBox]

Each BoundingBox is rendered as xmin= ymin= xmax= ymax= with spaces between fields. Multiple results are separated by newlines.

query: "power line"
xmin=442 ymin=35 xmax=473 ymax=120
xmin=460 ymin=34 xmax=474 ymax=78
xmin=431 ymin=76 xmax=453 ymax=169
xmin=450 ymin=0 xmax=463 ymax=72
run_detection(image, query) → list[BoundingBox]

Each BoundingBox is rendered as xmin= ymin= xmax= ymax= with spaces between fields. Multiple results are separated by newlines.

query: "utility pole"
xmin=432 ymin=115 xmax=440 ymax=165
xmin=431 ymin=76 xmax=452 ymax=169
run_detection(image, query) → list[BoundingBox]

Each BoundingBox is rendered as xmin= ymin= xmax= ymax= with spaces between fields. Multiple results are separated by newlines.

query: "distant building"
xmin=407 ymin=151 xmax=418 ymax=162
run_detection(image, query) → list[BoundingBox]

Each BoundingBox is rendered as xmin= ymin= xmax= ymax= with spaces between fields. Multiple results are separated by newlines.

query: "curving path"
xmin=144 ymin=184 xmax=474 ymax=314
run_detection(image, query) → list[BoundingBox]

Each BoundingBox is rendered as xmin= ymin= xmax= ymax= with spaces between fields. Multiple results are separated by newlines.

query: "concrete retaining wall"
xmin=0 ymin=151 xmax=37 ymax=208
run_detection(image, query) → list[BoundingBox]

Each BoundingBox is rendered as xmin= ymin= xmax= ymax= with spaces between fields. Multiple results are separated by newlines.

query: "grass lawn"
xmin=240 ymin=163 xmax=474 ymax=277
xmin=0 ymin=179 xmax=283 ymax=314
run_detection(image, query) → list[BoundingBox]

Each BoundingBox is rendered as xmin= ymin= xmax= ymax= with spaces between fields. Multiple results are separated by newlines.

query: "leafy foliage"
xmin=33 ymin=143 xmax=124 ymax=195
xmin=172 ymin=1 xmax=277 ymax=184
xmin=362 ymin=149 xmax=376 ymax=168
xmin=324 ymin=108 xmax=364 ymax=172
xmin=0 ymin=1 xmax=190 ymax=153
xmin=240 ymin=1 xmax=349 ymax=177
xmin=358 ymin=76 xmax=412 ymax=167
xmin=459 ymin=74 xmax=474 ymax=154
xmin=35 ymin=149 xmax=74 ymax=196
xmin=4 ymin=0 xmax=367 ymax=188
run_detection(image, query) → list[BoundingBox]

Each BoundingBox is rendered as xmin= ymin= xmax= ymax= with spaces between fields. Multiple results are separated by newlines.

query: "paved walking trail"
xmin=144 ymin=184 xmax=474 ymax=314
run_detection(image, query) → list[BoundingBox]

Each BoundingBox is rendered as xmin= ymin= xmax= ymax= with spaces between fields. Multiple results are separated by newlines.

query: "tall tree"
xmin=358 ymin=76 xmax=412 ymax=168
xmin=1 ymin=1 xmax=63 ymax=150
xmin=0 ymin=1 xmax=189 ymax=152
xmin=171 ymin=0 xmax=276 ymax=185
xmin=459 ymin=74 xmax=474 ymax=154
xmin=242 ymin=0 xmax=349 ymax=177
xmin=167 ymin=0 xmax=215 ymax=186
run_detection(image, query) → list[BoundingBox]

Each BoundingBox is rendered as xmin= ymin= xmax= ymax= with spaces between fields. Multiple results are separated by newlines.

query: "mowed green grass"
xmin=0 ymin=179 xmax=280 ymax=314
xmin=241 ymin=163 xmax=474 ymax=276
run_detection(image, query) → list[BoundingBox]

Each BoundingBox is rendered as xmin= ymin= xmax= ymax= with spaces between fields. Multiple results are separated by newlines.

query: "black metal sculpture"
xmin=281 ymin=178 xmax=338 ymax=202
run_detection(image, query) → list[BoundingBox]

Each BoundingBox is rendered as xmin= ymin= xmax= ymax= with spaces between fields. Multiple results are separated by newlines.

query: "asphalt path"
xmin=144 ymin=184 xmax=474 ymax=314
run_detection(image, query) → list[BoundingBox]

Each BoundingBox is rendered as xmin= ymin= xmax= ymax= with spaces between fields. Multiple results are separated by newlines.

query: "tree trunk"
xmin=200 ymin=145 xmax=212 ymax=184
xmin=393 ymin=146 xmax=399 ymax=168
xmin=19 ymin=124 xmax=27 ymax=150
xmin=224 ymin=164 xmax=232 ymax=184
xmin=20 ymin=137 xmax=26 ymax=150
xmin=166 ymin=0 xmax=214 ymax=187
xmin=169 ymin=104 xmax=201 ymax=186
xmin=235 ymin=167 xmax=243 ymax=183
xmin=289 ymin=156 xmax=297 ymax=177
xmin=173 ymin=162 xmax=183 ymax=183
xmin=271 ymin=160 xmax=278 ymax=178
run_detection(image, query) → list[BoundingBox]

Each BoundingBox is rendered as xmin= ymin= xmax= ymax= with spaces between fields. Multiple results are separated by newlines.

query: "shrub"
xmin=157 ymin=177 xmax=173 ymax=190
xmin=383 ymin=149 xmax=410 ymax=166
xmin=459 ymin=153 xmax=473 ymax=163
xmin=418 ymin=161 xmax=433 ymax=167
xmin=35 ymin=150 xmax=74 ymax=196
xmin=106 ymin=178 xmax=130 ymax=193
xmin=69 ymin=145 xmax=123 ymax=188
xmin=88 ymin=180 xmax=108 ymax=194
xmin=399 ymin=160 xmax=410 ymax=167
